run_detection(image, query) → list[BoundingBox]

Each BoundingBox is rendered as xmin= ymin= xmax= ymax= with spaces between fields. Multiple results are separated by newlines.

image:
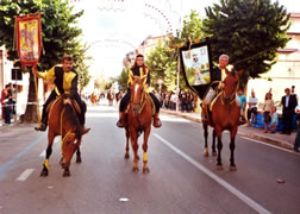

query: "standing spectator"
xmin=291 ymin=85 xmax=298 ymax=100
xmin=293 ymin=105 xmax=300 ymax=152
xmin=180 ymin=92 xmax=187 ymax=112
xmin=262 ymin=92 xmax=274 ymax=133
xmin=281 ymin=88 xmax=298 ymax=134
xmin=237 ymin=88 xmax=247 ymax=122
xmin=268 ymin=106 xmax=279 ymax=133
xmin=1 ymin=84 xmax=9 ymax=120
xmin=247 ymin=90 xmax=258 ymax=126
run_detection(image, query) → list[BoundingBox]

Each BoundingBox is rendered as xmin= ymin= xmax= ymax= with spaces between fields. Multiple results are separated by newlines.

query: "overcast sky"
xmin=72 ymin=0 xmax=300 ymax=79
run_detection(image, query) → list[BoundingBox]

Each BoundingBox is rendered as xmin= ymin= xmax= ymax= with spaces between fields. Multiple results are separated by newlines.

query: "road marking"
xmin=119 ymin=197 xmax=129 ymax=202
xmin=0 ymin=135 xmax=45 ymax=181
xmin=241 ymin=137 xmax=298 ymax=154
xmin=154 ymin=133 xmax=271 ymax=214
xmin=16 ymin=168 xmax=35 ymax=182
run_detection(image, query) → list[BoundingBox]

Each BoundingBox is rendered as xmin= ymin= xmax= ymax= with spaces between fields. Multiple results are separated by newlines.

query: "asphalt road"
xmin=0 ymin=104 xmax=299 ymax=214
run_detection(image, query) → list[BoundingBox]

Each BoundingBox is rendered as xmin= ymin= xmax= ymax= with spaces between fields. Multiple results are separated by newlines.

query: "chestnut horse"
xmin=40 ymin=95 xmax=89 ymax=177
xmin=107 ymin=91 xmax=114 ymax=106
xmin=125 ymin=75 xmax=153 ymax=173
xmin=202 ymin=72 xmax=240 ymax=170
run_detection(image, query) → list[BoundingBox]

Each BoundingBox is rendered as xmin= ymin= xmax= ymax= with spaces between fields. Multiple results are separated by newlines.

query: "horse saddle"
xmin=125 ymin=93 xmax=155 ymax=116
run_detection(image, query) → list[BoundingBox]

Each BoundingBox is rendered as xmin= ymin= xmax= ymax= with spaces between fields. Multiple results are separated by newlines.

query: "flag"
xmin=15 ymin=13 xmax=42 ymax=67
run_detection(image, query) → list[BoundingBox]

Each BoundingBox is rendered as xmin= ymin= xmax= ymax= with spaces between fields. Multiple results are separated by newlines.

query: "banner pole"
xmin=32 ymin=66 xmax=41 ymax=123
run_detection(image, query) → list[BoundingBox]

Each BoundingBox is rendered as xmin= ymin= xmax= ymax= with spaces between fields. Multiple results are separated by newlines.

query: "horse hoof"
xmin=40 ymin=170 xmax=48 ymax=177
xmin=124 ymin=154 xmax=130 ymax=159
xmin=203 ymin=150 xmax=209 ymax=157
xmin=143 ymin=168 xmax=150 ymax=174
xmin=216 ymin=165 xmax=223 ymax=171
xmin=63 ymin=170 xmax=71 ymax=177
xmin=212 ymin=151 xmax=217 ymax=157
xmin=132 ymin=167 xmax=139 ymax=173
xmin=230 ymin=165 xmax=237 ymax=171
xmin=76 ymin=157 xmax=82 ymax=164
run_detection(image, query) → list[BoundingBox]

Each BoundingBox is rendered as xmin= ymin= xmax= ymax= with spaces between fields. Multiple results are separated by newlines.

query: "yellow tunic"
xmin=38 ymin=65 xmax=77 ymax=95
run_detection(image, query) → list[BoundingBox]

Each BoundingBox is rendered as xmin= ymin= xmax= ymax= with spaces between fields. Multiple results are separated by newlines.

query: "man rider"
xmin=116 ymin=54 xmax=162 ymax=128
xmin=32 ymin=55 xmax=89 ymax=132
xmin=201 ymin=54 xmax=230 ymax=121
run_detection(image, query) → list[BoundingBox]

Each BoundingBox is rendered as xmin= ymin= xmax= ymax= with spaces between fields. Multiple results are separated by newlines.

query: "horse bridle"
xmin=130 ymin=84 xmax=146 ymax=115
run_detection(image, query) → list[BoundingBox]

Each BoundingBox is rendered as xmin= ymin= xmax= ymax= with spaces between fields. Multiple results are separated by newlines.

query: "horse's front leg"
xmin=76 ymin=147 xmax=82 ymax=163
xmin=212 ymin=129 xmax=217 ymax=156
xmin=229 ymin=128 xmax=238 ymax=171
xmin=63 ymin=167 xmax=71 ymax=177
xmin=142 ymin=126 xmax=151 ymax=174
xmin=130 ymin=131 xmax=139 ymax=173
xmin=216 ymin=129 xmax=223 ymax=170
xmin=203 ymin=122 xmax=209 ymax=157
xmin=124 ymin=127 xmax=130 ymax=159
xmin=41 ymin=132 xmax=55 ymax=177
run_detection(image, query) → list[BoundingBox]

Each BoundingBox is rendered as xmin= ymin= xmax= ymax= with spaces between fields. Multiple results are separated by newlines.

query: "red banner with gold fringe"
xmin=15 ymin=13 xmax=43 ymax=67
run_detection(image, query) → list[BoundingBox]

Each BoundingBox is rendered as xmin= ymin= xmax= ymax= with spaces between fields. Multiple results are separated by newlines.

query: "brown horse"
xmin=202 ymin=72 xmax=240 ymax=170
xmin=107 ymin=90 xmax=114 ymax=106
xmin=90 ymin=92 xmax=100 ymax=105
xmin=40 ymin=95 xmax=89 ymax=177
xmin=125 ymin=75 xmax=153 ymax=173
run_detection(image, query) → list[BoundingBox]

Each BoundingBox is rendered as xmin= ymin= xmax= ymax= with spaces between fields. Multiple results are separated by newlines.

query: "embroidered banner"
xmin=15 ymin=13 xmax=42 ymax=67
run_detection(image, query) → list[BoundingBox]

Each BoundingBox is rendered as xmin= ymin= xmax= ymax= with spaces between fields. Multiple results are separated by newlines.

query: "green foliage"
xmin=181 ymin=10 xmax=205 ymax=44
xmin=116 ymin=68 xmax=128 ymax=91
xmin=203 ymin=0 xmax=290 ymax=81
xmin=146 ymin=41 xmax=177 ymax=91
xmin=0 ymin=0 xmax=85 ymax=70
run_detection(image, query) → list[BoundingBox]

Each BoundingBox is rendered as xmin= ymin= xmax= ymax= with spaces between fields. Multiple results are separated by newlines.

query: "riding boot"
xmin=116 ymin=112 xmax=127 ymax=128
xmin=34 ymin=114 xmax=48 ymax=131
xmin=79 ymin=113 xmax=90 ymax=134
xmin=153 ymin=113 xmax=162 ymax=128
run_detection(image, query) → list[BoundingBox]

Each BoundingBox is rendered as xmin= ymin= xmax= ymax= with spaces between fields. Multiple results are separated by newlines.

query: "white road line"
xmin=241 ymin=137 xmax=298 ymax=154
xmin=16 ymin=168 xmax=35 ymax=182
xmin=154 ymin=133 xmax=271 ymax=214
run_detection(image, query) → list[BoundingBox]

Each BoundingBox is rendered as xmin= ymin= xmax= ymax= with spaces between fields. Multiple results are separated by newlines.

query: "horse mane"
xmin=63 ymin=103 xmax=81 ymax=137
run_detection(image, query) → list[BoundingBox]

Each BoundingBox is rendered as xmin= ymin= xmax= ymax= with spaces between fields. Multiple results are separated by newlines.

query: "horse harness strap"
xmin=221 ymin=91 xmax=236 ymax=105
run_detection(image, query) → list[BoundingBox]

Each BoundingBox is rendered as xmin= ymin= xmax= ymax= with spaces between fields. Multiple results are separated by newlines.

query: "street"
xmin=0 ymin=104 xmax=300 ymax=214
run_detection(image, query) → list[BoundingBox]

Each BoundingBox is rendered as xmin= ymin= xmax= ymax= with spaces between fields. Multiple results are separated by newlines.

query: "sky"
xmin=71 ymin=0 xmax=300 ymax=80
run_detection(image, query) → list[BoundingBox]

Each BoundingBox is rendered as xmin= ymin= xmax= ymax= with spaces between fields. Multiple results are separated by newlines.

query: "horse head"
xmin=130 ymin=74 xmax=147 ymax=114
xmin=222 ymin=73 xmax=239 ymax=104
xmin=61 ymin=131 xmax=81 ymax=169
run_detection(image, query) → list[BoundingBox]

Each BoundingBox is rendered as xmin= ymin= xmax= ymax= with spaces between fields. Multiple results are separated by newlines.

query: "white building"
xmin=0 ymin=46 xmax=30 ymax=118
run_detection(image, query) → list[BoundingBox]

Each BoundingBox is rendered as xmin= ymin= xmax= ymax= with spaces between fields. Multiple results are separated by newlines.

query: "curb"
xmin=161 ymin=109 xmax=294 ymax=151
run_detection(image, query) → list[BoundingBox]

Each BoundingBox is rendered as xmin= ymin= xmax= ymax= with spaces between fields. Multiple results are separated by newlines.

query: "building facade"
xmin=248 ymin=13 xmax=300 ymax=104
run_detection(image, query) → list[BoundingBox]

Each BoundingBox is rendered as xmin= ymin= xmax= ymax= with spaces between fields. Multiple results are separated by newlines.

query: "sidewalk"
xmin=161 ymin=109 xmax=296 ymax=151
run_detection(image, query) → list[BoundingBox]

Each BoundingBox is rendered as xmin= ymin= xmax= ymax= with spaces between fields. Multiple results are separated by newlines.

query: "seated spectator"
xmin=263 ymin=92 xmax=274 ymax=133
xmin=268 ymin=106 xmax=279 ymax=133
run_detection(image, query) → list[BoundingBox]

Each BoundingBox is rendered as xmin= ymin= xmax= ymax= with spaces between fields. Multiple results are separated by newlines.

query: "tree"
xmin=116 ymin=68 xmax=128 ymax=91
xmin=202 ymin=0 xmax=290 ymax=84
xmin=181 ymin=10 xmax=205 ymax=44
xmin=146 ymin=41 xmax=177 ymax=91
xmin=0 ymin=0 xmax=87 ymax=122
